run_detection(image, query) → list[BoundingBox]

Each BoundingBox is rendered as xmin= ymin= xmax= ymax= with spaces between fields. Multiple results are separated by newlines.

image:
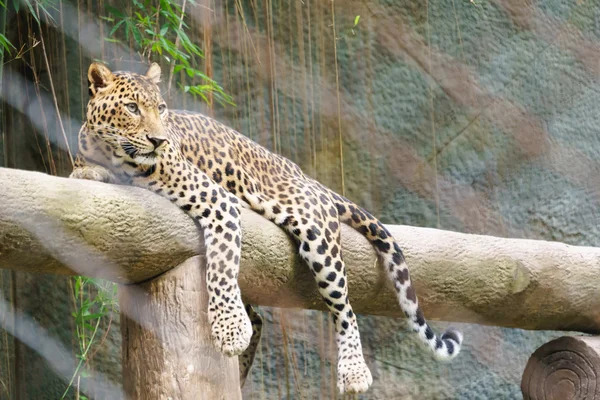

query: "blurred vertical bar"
xmin=0 ymin=3 xmax=9 ymax=169
xmin=202 ymin=0 xmax=214 ymax=115
xmin=0 ymin=5 xmax=17 ymax=400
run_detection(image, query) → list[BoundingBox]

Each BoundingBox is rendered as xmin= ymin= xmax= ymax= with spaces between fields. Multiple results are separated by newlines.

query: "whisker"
xmin=119 ymin=138 xmax=139 ymax=158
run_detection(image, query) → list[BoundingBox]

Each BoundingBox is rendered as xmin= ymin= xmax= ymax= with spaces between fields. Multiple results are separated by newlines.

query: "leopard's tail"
xmin=327 ymin=189 xmax=462 ymax=360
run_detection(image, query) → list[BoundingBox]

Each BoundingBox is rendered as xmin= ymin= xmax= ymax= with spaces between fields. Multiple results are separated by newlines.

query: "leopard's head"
xmin=86 ymin=62 xmax=169 ymax=166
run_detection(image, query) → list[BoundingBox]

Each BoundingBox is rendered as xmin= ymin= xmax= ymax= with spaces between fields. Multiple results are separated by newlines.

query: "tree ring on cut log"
xmin=521 ymin=336 xmax=600 ymax=400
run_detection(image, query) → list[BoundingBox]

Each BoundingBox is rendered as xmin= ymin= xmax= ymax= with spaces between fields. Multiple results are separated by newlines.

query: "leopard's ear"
xmin=88 ymin=63 xmax=114 ymax=96
xmin=145 ymin=62 xmax=161 ymax=84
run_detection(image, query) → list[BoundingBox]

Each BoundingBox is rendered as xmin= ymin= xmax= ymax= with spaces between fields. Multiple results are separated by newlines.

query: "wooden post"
xmin=521 ymin=335 xmax=600 ymax=399
xmin=119 ymin=256 xmax=242 ymax=400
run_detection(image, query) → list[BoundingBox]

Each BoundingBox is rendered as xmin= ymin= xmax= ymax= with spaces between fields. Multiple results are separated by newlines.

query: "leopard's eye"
xmin=126 ymin=103 xmax=140 ymax=114
xmin=158 ymin=103 xmax=167 ymax=114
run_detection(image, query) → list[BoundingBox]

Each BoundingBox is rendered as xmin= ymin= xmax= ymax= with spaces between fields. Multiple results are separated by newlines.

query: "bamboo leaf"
xmin=24 ymin=0 xmax=40 ymax=25
xmin=160 ymin=24 xmax=168 ymax=36
xmin=83 ymin=313 xmax=105 ymax=320
xmin=105 ymin=5 xmax=124 ymax=18
xmin=132 ymin=25 xmax=142 ymax=45
xmin=109 ymin=19 xmax=125 ymax=36
xmin=0 ymin=34 xmax=15 ymax=55
xmin=74 ymin=277 xmax=81 ymax=298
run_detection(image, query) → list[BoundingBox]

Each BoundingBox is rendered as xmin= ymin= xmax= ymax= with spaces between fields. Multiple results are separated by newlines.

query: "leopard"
xmin=70 ymin=62 xmax=463 ymax=394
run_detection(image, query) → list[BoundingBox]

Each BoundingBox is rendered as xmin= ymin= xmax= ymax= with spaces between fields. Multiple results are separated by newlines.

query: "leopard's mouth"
xmin=121 ymin=143 xmax=157 ymax=159
xmin=127 ymin=148 xmax=161 ymax=167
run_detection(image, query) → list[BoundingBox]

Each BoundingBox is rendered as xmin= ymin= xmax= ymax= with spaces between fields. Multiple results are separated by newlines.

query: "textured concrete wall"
xmin=219 ymin=1 xmax=600 ymax=398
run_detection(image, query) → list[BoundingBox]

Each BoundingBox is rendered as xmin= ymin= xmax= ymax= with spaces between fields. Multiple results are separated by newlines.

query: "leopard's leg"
xmin=139 ymin=165 xmax=253 ymax=356
xmin=195 ymin=188 xmax=252 ymax=356
xmin=69 ymin=154 xmax=117 ymax=183
xmin=239 ymin=304 xmax=262 ymax=387
xmin=263 ymin=196 xmax=372 ymax=394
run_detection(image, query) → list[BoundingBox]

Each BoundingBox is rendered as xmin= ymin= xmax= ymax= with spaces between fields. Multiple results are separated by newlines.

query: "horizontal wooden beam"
xmin=1 ymin=167 xmax=599 ymax=333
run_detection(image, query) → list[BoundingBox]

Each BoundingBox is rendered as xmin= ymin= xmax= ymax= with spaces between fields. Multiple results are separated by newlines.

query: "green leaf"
xmin=131 ymin=25 xmax=142 ymax=45
xmin=353 ymin=15 xmax=360 ymax=27
xmin=160 ymin=37 xmax=183 ymax=59
xmin=105 ymin=5 xmax=124 ymax=18
xmin=83 ymin=313 xmax=105 ymax=320
xmin=36 ymin=2 xmax=57 ymax=25
xmin=123 ymin=19 xmax=132 ymax=41
xmin=160 ymin=24 xmax=169 ymax=36
xmin=24 ymin=0 xmax=40 ymax=25
xmin=177 ymin=30 xmax=203 ymax=57
xmin=160 ymin=0 xmax=176 ymax=14
xmin=109 ymin=19 xmax=125 ymax=36
xmin=74 ymin=277 xmax=82 ymax=298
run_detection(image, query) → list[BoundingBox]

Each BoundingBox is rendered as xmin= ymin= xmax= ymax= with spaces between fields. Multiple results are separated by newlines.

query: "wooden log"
xmin=521 ymin=335 xmax=600 ymax=399
xmin=119 ymin=256 xmax=241 ymax=400
xmin=1 ymin=167 xmax=600 ymax=332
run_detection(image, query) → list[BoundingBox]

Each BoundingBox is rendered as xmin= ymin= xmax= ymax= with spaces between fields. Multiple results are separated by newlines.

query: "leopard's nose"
xmin=147 ymin=135 xmax=168 ymax=149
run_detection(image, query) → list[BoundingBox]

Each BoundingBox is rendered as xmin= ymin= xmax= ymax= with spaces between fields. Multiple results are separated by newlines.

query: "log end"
xmin=521 ymin=335 xmax=600 ymax=400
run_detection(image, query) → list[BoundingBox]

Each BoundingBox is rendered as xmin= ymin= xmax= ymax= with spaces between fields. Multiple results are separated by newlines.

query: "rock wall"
xmin=221 ymin=1 xmax=599 ymax=398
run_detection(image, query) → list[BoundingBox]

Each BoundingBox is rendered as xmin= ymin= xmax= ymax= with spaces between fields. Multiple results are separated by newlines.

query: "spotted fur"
xmin=70 ymin=62 xmax=463 ymax=394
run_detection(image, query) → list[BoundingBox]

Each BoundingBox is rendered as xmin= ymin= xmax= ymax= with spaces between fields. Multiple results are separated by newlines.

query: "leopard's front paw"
xmin=210 ymin=306 xmax=253 ymax=357
xmin=337 ymin=357 xmax=373 ymax=394
xmin=69 ymin=166 xmax=114 ymax=183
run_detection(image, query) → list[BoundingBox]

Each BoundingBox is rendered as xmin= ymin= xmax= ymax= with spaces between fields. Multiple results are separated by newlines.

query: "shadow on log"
xmin=521 ymin=336 xmax=600 ymax=400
